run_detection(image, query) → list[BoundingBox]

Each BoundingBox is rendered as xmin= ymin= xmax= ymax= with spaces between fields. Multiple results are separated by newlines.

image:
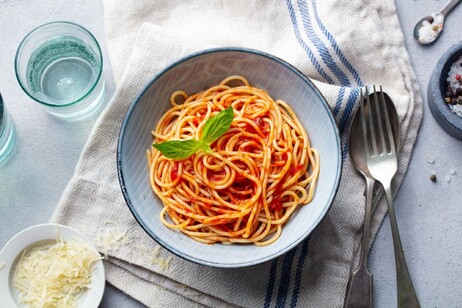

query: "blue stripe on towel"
xmin=264 ymin=259 xmax=279 ymax=308
xmin=285 ymin=0 xmax=335 ymax=84
xmin=333 ymin=87 xmax=345 ymax=116
xmin=338 ymin=87 xmax=360 ymax=135
xmin=275 ymin=247 xmax=297 ymax=307
xmin=289 ymin=236 xmax=311 ymax=308
xmin=339 ymin=88 xmax=360 ymax=162
xmin=311 ymin=0 xmax=363 ymax=86
xmin=342 ymin=142 xmax=350 ymax=161
xmin=297 ymin=0 xmax=351 ymax=87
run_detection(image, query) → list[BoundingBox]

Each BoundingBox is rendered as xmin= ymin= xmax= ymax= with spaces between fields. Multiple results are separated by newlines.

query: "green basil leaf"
xmin=200 ymin=143 xmax=212 ymax=153
xmin=153 ymin=139 xmax=204 ymax=159
xmin=200 ymin=107 xmax=234 ymax=144
xmin=152 ymin=107 xmax=233 ymax=160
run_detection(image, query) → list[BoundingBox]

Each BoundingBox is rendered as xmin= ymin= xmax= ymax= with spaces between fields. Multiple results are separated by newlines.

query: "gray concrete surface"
xmin=0 ymin=1 xmax=460 ymax=307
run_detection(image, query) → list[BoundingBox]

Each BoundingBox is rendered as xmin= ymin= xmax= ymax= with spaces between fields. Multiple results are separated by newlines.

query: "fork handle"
xmin=344 ymin=265 xmax=372 ymax=308
xmin=344 ymin=176 xmax=375 ymax=308
xmin=383 ymin=185 xmax=421 ymax=308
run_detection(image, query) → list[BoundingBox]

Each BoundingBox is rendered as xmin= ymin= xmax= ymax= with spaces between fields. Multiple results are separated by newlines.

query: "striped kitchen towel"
xmin=52 ymin=0 xmax=423 ymax=307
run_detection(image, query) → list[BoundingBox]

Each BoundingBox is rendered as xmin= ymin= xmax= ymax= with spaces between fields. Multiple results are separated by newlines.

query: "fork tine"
xmin=379 ymin=85 xmax=396 ymax=154
xmin=372 ymin=85 xmax=387 ymax=156
xmin=360 ymin=87 xmax=370 ymax=157
xmin=365 ymin=86 xmax=379 ymax=157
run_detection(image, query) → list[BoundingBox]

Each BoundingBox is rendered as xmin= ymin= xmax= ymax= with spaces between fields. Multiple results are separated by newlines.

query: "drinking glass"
xmin=15 ymin=21 xmax=105 ymax=120
xmin=0 ymin=93 xmax=16 ymax=164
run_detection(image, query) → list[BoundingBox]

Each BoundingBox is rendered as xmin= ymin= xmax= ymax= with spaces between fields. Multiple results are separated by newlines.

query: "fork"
xmin=361 ymin=85 xmax=420 ymax=308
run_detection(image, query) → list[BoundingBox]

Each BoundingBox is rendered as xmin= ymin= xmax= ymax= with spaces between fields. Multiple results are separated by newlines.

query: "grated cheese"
xmin=96 ymin=223 xmax=173 ymax=272
xmin=96 ymin=227 xmax=129 ymax=258
xmin=13 ymin=238 xmax=102 ymax=308
xmin=0 ymin=261 xmax=5 ymax=270
xmin=150 ymin=245 xmax=172 ymax=271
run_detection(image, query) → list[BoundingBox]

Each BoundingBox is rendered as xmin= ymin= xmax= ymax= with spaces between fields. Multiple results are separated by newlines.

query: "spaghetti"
xmin=147 ymin=75 xmax=320 ymax=246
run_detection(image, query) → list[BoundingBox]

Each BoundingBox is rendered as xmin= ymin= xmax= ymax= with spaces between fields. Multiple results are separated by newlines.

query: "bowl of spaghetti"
xmin=117 ymin=48 xmax=341 ymax=268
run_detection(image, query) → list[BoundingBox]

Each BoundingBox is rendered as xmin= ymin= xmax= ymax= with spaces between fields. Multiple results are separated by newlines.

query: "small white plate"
xmin=0 ymin=223 xmax=105 ymax=307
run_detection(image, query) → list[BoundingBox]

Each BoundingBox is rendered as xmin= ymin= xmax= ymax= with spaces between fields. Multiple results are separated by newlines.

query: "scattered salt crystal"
xmin=427 ymin=158 xmax=435 ymax=164
xmin=450 ymin=169 xmax=456 ymax=175
xmin=449 ymin=104 xmax=462 ymax=117
xmin=445 ymin=175 xmax=451 ymax=183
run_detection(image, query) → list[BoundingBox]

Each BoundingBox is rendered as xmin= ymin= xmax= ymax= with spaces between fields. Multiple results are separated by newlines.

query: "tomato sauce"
xmin=269 ymin=196 xmax=283 ymax=211
xmin=291 ymin=164 xmax=304 ymax=176
xmin=170 ymin=163 xmax=179 ymax=181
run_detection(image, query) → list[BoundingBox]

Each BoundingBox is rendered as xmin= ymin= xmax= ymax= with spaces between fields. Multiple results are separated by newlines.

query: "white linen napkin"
xmin=52 ymin=0 xmax=423 ymax=307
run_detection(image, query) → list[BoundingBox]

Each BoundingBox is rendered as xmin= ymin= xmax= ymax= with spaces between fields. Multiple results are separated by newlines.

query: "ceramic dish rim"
xmin=116 ymin=47 xmax=342 ymax=268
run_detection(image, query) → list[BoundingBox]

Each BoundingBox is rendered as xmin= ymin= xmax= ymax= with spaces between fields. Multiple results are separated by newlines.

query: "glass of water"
xmin=0 ymin=93 xmax=16 ymax=164
xmin=14 ymin=21 xmax=105 ymax=120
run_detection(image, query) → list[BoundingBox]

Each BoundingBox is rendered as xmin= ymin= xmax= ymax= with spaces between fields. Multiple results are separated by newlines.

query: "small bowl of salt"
xmin=428 ymin=41 xmax=462 ymax=140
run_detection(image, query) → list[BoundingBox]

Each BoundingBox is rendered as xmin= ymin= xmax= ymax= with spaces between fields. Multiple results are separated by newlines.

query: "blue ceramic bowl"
xmin=428 ymin=42 xmax=462 ymax=140
xmin=117 ymin=48 xmax=342 ymax=267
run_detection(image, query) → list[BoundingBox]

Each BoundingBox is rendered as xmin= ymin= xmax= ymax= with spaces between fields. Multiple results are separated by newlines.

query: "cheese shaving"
xmin=0 ymin=261 xmax=5 ymax=271
xmin=95 ymin=224 xmax=173 ymax=272
xmin=150 ymin=245 xmax=172 ymax=271
xmin=13 ymin=238 xmax=102 ymax=308
xmin=96 ymin=227 xmax=129 ymax=258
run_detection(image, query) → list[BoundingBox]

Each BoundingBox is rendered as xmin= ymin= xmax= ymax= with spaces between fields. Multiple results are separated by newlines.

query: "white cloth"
xmin=51 ymin=0 xmax=423 ymax=307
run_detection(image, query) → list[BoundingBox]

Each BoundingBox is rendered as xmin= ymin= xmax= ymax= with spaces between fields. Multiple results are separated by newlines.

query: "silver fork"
xmin=361 ymin=85 xmax=420 ymax=308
